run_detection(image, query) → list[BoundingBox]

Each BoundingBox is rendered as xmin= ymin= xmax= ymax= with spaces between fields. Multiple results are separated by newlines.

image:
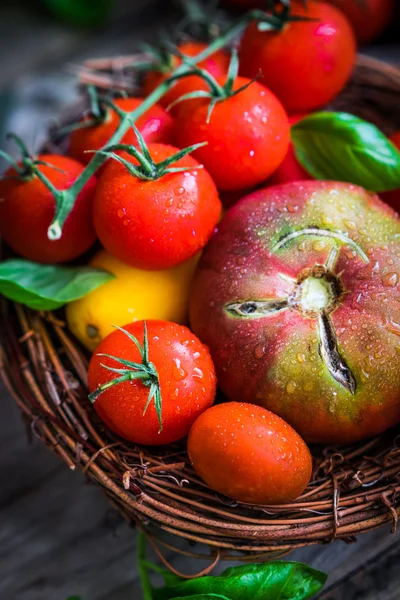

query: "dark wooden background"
xmin=0 ymin=1 xmax=399 ymax=598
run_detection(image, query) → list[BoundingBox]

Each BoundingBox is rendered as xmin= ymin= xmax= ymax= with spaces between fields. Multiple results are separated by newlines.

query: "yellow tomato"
xmin=66 ymin=250 xmax=200 ymax=352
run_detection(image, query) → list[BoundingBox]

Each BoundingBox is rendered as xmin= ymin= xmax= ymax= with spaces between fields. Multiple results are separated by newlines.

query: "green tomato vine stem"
xmin=46 ymin=7 xmax=294 ymax=240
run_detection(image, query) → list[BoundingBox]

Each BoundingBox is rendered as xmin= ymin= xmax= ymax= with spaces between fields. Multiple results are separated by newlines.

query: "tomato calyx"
xmin=225 ymin=227 xmax=370 ymax=395
xmin=0 ymin=133 xmax=66 ymax=182
xmin=97 ymin=122 xmax=207 ymax=181
xmin=169 ymin=49 xmax=257 ymax=121
xmin=252 ymin=1 xmax=320 ymax=33
xmin=89 ymin=322 xmax=164 ymax=432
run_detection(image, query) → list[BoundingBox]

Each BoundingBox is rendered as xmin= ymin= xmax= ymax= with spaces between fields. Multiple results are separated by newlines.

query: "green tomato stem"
xmin=47 ymin=9 xmax=264 ymax=239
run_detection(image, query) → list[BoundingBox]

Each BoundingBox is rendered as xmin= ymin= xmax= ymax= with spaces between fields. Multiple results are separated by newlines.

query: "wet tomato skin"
xmin=188 ymin=402 xmax=312 ymax=504
xmin=143 ymin=42 xmax=230 ymax=117
xmin=239 ymin=1 xmax=356 ymax=113
xmin=88 ymin=320 xmax=217 ymax=445
xmin=68 ymin=97 xmax=174 ymax=165
xmin=189 ymin=181 xmax=400 ymax=445
xmin=174 ymin=78 xmax=290 ymax=191
xmin=0 ymin=154 xmax=96 ymax=263
xmin=380 ymin=132 xmax=400 ymax=213
xmin=93 ymin=143 xmax=222 ymax=269
xmin=268 ymin=114 xmax=312 ymax=186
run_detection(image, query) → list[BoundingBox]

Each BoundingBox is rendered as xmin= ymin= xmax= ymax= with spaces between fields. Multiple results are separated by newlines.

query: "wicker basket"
xmin=1 ymin=54 xmax=400 ymax=572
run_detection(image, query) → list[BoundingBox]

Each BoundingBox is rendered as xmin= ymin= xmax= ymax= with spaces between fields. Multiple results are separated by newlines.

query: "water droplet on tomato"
xmin=254 ymin=343 xmax=266 ymax=359
xmin=172 ymin=357 xmax=188 ymax=381
xmin=286 ymin=381 xmax=296 ymax=394
xmin=166 ymin=198 xmax=174 ymax=207
xmin=176 ymin=187 xmax=185 ymax=195
xmin=249 ymin=150 xmax=255 ymax=157
xmin=382 ymin=272 xmax=398 ymax=287
xmin=313 ymin=240 xmax=326 ymax=251
xmin=193 ymin=367 xmax=203 ymax=379
xmin=117 ymin=208 xmax=125 ymax=218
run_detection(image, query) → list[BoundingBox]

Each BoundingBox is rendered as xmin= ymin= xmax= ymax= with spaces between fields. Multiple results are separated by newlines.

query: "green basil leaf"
xmin=170 ymin=595 xmax=230 ymax=600
xmin=291 ymin=112 xmax=400 ymax=192
xmin=0 ymin=259 xmax=114 ymax=310
xmin=153 ymin=561 xmax=327 ymax=600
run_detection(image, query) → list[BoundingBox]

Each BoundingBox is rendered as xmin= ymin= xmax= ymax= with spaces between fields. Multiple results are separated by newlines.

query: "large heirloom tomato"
xmin=190 ymin=181 xmax=400 ymax=445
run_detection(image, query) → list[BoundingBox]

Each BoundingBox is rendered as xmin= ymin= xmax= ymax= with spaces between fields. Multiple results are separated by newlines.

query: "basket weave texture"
xmin=1 ymin=54 xmax=400 ymax=568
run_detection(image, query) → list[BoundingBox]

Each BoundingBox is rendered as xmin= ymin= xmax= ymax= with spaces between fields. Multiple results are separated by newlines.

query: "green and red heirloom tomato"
xmin=381 ymin=132 xmax=400 ymax=213
xmin=190 ymin=181 xmax=400 ymax=445
xmin=325 ymin=0 xmax=395 ymax=44
xmin=143 ymin=41 xmax=230 ymax=117
xmin=88 ymin=320 xmax=217 ymax=445
xmin=69 ymin=97 xmax=174 ymax=165
xmin=174 ymin=78 xmax=290 ymax=191
xmin=93 ymin=143 xmax=221 ymax=269
xmin=239 ymin=1 xmax=356 ymax=113
xmin=0 ymin=154 xmax=96 ymax=263
xmin=188 ymin=402 xmax=312 ymax=505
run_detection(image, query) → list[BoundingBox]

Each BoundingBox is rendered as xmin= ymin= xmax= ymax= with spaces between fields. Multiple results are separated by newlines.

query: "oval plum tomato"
xmin=93 ymin=143 xmax=221 ymax=269
xmin=381 ymin=132 xmax=400 ymax=213
xmin=88 ymin=320 xmax=217 ymax=445
xmin=68 ymin=97 xmax=174 ymax=165
xmin=190 ymin=181 xmax=400 ymax=445
xmin=239 ymin=1 xmax=356 ymax=113
xmin=143 ymin=42 xmax=230 ymax=117
xmin=174 ymin=78 xmax=290 ymax=191
xmin=188 ymin=402 xmax=312 ymax=504
xmin=0 ymin=154 xmax=96 ymax=263
xmin=268 ymin=114 xmax=313 ymax=186
xmin=326 ymin=0 xmax=395 ymax=44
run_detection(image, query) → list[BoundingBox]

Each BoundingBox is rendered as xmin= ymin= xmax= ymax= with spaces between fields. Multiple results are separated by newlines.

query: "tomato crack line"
xmin=318 ymin=310 xmax=356 ymax=394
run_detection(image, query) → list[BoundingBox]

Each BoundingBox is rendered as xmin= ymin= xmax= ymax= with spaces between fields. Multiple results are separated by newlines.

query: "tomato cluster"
xmin=2 ymin=0 xmax=397 ymax=507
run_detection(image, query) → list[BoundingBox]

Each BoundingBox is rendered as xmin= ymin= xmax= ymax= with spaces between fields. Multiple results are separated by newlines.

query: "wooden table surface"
xmin=0 ymin=2 xmax=399 ymax=598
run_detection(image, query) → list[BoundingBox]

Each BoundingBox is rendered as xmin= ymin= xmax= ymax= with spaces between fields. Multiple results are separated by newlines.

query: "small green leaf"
xmin=0 ymin=259 xmax=114 ymax=310
xmin=170 ymin=595 xmax=231 ymax=600
xmin=291 ymin=112 xmax=400 ymax=192
xmin=66 ymin=596 xmax=82 ymax=600
xmin=152 ymin=561 xmax=327 ymax=600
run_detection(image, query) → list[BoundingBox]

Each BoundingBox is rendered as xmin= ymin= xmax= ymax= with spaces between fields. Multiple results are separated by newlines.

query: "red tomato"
xmin=68 ymin=97 xmax=174 ymax=165
xmin=326 ymin=0 xmax=395 ymax=44
xmin=268 ymin=114 xmax=313 ymax=185
xmin=143 ymin=41 xmax=230 ymax=117
xmin=93 ymin=143 xmax=221 ymax=269
xmin=88 ymin=320 xmax=217 ymax=445
xmin=0 ymin=154 xmax=96 ymax=263
xmin=381 ymin=131 xmax=400 ymax=213
xmin=188 ymin=402 xmax=312 ymax=504
xmin=174 ymin=78 xmax=290 ymax=191
xmin=239 ymin=1 xmax=357 ymax=113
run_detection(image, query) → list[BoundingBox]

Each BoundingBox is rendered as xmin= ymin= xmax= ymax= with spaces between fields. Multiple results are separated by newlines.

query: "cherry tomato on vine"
xmin=143 ymin=41 xmax=230 ymax=117
xmin=268 ymin=114 xmax=313 ymax=186
xmin=88 ymin=320 xmax=217 ymax=445
xmin=381 ymin=132 xmax=400 ymax=213
xmin=174 ymin=77 xmax=290 ymax=191
xmin=93 ymin=142 xmax=221 ymax=269
xmin=0 ymin=154 xmax=96 ymax=263
xmin=68 ymin=97 xmax=174 ymax=165
xmin=239 ymin=0 xmax=357 ymax=113
xmin=325 ymin=0 xmax=395 ymax=44
xmin=188 ymin=402 xmax=312 ymax=504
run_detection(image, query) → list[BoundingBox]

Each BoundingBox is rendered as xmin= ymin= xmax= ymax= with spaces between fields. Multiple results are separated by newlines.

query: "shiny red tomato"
xmin=239 ymin=1 xmax=357 ymax=113
xmin=268 ymin=114 xmax=313 ymax=186
xmin=88 ymin=320 xmax=217 ymax=445
xmin=143 ymin=41 xmax=230 ymax=117
xmin=381 ymin=131 xmax=400 ymax=213
xmin=68 ymin=97 xmax=174 ymax=165
xmin=174 ymin=78 xmax=290 ymax=191
xmin=326 ymin=0 xmax=395 ymax=44
xmin=188 ymin=402 xmax=312 ymax=504
xmin=93 ymin=143 xmax=221 ymax=269
xmin=0 ymin=154 xmax=96 ymax=263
